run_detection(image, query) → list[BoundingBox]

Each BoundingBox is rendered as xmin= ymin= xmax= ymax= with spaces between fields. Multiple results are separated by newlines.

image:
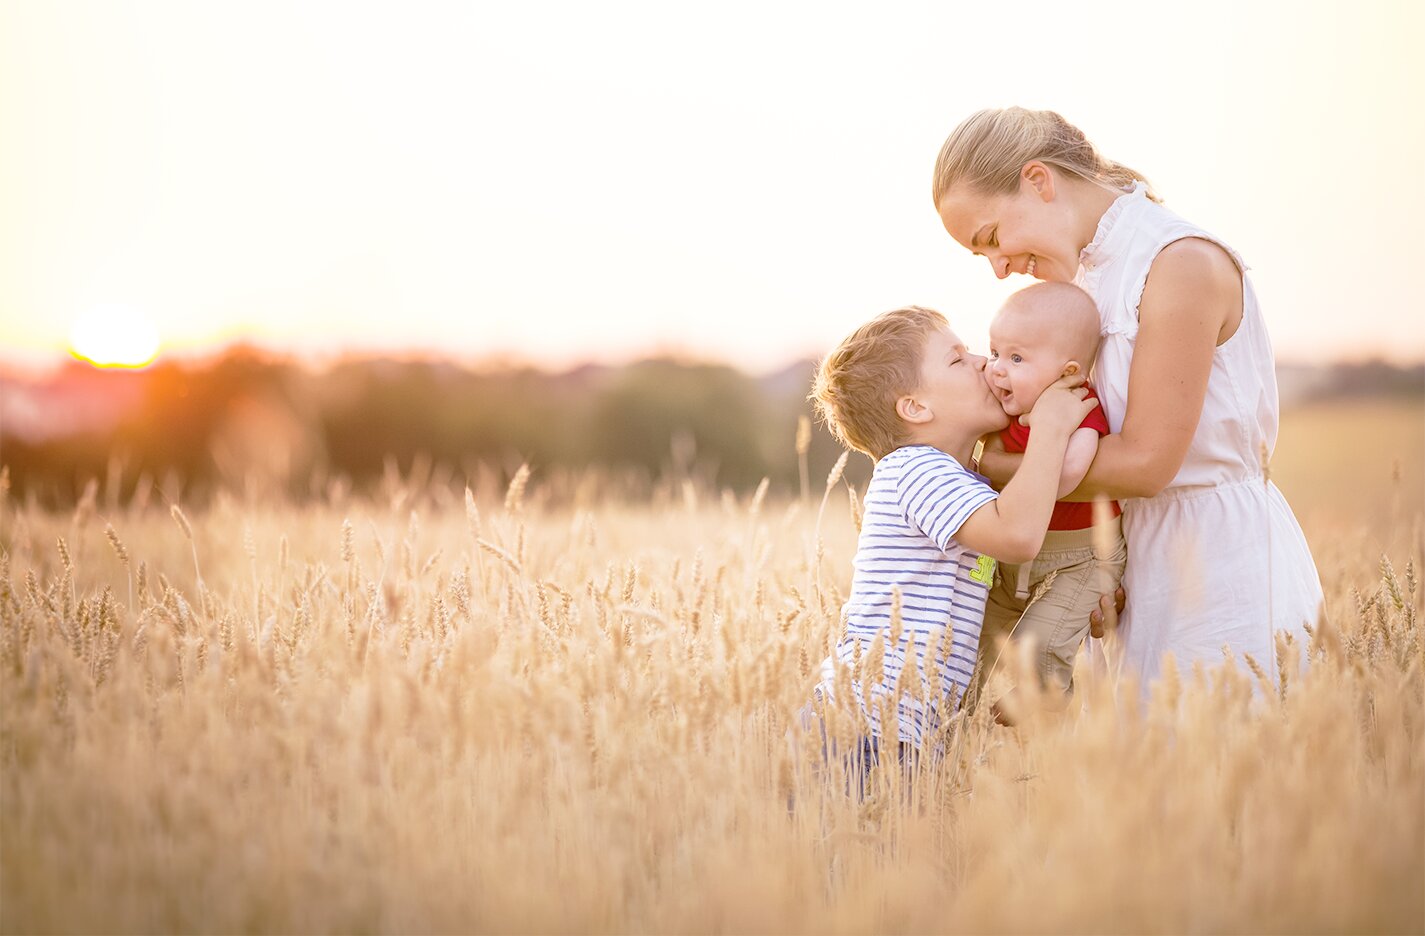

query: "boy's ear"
xmin=1060 ymin=361 xmax=1081 ymax=378
xmin=896 ymin=395 xmax=932 ymax=424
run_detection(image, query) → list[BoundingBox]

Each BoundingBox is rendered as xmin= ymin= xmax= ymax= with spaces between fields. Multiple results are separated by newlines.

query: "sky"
xmin=2 ymin=0 xmax=1423 ymax=373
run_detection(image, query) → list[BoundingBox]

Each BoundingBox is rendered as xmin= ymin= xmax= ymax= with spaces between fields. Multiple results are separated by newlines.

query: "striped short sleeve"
xmin=894 ymin=448 xmax=997 ymax=553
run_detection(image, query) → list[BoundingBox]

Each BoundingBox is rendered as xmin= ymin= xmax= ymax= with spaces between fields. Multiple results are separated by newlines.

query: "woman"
xmin=932 ymin=107 xmax=1323 ymax=687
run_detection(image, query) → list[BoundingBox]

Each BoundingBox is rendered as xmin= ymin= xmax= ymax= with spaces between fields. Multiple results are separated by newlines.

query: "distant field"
xmin=1 ymin=395 xmax=1420 ymax=933
xmin=1274 ymin=397 xmax=1423 ymax=553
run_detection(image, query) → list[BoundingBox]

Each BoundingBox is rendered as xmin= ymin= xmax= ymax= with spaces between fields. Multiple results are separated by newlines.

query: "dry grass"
xmin=1 ymin=400 xmax=1422 ymax=934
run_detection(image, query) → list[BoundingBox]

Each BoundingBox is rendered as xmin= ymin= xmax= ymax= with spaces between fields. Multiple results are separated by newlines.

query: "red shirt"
xmin=999 ymin=384 xmax=1121 ymax=531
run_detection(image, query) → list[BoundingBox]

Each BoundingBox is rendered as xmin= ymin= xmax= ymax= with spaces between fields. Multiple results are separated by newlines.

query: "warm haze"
xmin=2 ymin=0 xmax=1424 ymax=372
xmin=2 ymin=7 xmax=1423 ymax=932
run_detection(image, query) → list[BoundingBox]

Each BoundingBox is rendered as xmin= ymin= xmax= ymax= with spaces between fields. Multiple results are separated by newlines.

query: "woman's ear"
xmin=1022 ymin=160 xmax=1056 ymax=202
xmin=897 ymin=395 xmax=932 ymax=425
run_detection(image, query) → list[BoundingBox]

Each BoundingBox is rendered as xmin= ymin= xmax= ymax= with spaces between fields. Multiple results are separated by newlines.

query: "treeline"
xmin=5 ymin=351 xmax=1419 ymax=507
xmin=3 ymin=350 xmax=863 ymax=505
xmin=1298 ymin=360 xmax=1425 ymax=400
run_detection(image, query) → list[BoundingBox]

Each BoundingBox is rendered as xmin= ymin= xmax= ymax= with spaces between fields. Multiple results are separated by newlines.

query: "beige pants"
xmin=977 ymin=517 xmax=1127 ymax=695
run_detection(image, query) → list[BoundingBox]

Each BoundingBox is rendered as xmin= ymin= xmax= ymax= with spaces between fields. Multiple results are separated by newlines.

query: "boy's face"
xmin=913 ymin=327 xmax=1008 ymax=436
xmin=986 ymin=309 xmax=1071 ymax=418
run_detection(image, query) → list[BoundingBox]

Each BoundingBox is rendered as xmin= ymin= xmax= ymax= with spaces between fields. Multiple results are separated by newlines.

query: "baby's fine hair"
xmin=811 ymin=306 xmax=948 ymax=461
xmin=932 ymin=107 xmax=1159 ymax=209
xmin=998 ymin=282 xmax=1102 ymax=371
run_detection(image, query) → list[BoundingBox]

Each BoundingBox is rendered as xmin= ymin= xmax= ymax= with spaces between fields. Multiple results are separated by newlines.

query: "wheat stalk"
xmin=796 ymin=414 xmax=812 ymax=504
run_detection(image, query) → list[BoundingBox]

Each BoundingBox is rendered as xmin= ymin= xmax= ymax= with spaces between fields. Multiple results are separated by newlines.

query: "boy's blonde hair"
xmin=931 ymin=107 xmax=1160 ymax=209
xmin=810 ymin=306 xmax=947 ymax=460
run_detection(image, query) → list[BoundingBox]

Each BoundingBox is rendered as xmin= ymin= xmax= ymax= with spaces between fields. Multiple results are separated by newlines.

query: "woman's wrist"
xmin=977 ymin=447 xmax=1020 ymax=487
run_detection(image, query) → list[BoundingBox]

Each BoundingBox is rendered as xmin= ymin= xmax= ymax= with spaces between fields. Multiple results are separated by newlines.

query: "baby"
xmin=978 ymin=282 xmax=1127 ymax=712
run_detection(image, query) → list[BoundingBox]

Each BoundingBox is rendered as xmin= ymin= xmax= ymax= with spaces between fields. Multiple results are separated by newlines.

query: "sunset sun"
xmin=68 ymin=305 xmax=161 ymax=368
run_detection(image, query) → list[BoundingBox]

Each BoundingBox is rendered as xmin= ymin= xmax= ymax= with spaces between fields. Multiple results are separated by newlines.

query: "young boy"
xmin=979 ymin=282 xmax=1127 ymax=711
xmin=806 ymin=305 xmax=1096 ymax=757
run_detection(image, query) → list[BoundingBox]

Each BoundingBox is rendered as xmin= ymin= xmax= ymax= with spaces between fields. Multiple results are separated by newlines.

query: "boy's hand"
xmin=1018 ymin=372 xmax=1097 ymax=437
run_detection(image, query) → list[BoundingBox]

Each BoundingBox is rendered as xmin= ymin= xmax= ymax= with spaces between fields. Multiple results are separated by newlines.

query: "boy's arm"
xmin=955 ymin=381 xmax=1097 ymax=564
xmin=1057 ymin=428 xmax=1100 ymax=498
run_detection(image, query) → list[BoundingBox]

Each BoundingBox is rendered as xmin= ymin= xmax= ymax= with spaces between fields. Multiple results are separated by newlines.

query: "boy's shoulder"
xmin=869 ymin=445 xmax=997 ymax=552
xmin=878 ymin=444 xmax=965 ymax=472
xmin=876 ymin=444 xmax=987 ymax=489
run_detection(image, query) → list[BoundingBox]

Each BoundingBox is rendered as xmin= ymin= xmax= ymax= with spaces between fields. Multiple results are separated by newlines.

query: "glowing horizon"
xmin=3 ymin=1 xmax=1423 ymax=373
xmin=66 ymin=305 xmax=161 ymax=369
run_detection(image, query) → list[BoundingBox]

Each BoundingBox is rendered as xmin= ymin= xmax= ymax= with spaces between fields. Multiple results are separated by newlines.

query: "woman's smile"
xmin=937 ymin=182 xmax=1071 ymax=283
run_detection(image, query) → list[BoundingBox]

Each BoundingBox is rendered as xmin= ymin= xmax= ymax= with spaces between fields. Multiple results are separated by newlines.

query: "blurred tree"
xmin=584 ymin=360 xmax=772 ymax=488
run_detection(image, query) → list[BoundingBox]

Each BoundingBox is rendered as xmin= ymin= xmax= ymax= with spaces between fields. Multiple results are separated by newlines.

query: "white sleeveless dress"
xmin=1076 ymin=183 xmax=1324 ymax=685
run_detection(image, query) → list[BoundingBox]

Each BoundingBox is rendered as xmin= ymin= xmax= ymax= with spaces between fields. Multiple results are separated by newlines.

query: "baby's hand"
xmin=1019 ymin=371 xmax=1096 ymax=437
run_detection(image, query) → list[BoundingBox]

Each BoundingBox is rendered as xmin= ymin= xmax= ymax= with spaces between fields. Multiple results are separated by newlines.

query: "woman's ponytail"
xmin=932 ymin=107 xmax=1160 ymax=207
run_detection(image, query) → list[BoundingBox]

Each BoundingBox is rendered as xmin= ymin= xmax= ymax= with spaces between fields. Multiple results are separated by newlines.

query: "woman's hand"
xmin=1089 ymin=586 xmax=1127 ymax=638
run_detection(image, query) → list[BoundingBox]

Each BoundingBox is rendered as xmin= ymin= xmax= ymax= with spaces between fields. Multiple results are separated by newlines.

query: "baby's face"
xmin=986 ymin=311 xmax=1072 ymax=418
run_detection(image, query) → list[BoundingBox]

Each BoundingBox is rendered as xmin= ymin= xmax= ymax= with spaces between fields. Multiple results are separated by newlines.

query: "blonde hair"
xmin=810 ymin=306 xmax=947 ymax=460
xmin=932 ymin=107 xmax=1160 ymax=209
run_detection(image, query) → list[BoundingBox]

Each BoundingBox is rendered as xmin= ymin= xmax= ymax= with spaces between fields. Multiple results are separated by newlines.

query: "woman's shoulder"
xmin=1148 ymin=237 xmax=1242 ymax=290
xmin=1122 ymin=205 xmax=1247 ymax=328
xmin=1137 ymin=236 xmax=1245 ymax=346
xmin=1133 ymin=200 xmax=1246 ymax=273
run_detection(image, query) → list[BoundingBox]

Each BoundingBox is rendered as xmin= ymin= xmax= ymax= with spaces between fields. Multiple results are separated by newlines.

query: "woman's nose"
xmin=990 ymin=255 xmax=1010 ymax=280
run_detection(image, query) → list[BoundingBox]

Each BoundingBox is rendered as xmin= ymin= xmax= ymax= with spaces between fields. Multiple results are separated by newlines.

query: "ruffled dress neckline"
xmin=1078 ymin=181 xmax=1148 ymax=273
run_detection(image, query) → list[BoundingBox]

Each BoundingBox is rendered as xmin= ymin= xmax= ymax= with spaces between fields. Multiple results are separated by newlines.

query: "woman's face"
xmin=936 ymin=162 xmax=1079 ymax=283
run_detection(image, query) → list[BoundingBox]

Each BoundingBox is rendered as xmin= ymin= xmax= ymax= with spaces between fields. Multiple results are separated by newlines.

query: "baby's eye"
xmin=1011 ymin=354 xmax=1023 ymax=364
xmin=988 ymin=350 xmax=998 ymax=361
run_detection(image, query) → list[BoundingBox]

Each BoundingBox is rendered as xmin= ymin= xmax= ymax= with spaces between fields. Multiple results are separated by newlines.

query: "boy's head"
xmin=987 ymin=282 xmax=1100 ymax=417
xmin=812 ymin=306 xmax=1006 ymax=459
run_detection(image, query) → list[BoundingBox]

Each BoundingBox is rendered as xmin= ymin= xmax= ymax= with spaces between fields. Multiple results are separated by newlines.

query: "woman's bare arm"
xmin=976 ymin=432 xmax=1014 ymax=487
xmin=1063 ymin=238 xmax=1242 ymax=501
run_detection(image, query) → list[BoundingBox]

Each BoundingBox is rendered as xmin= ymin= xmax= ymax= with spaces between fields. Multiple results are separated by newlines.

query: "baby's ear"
xmin=1060 ymin=361 xmax=1081 ymax=378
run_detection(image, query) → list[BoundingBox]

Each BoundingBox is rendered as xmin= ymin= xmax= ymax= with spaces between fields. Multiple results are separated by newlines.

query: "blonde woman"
xmin=932 ymin=107 xmax=1323 ymax=687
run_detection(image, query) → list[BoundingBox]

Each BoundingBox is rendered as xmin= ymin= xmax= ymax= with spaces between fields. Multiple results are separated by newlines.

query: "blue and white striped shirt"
xmin=819 ymin=445 xmax=998 ymax=746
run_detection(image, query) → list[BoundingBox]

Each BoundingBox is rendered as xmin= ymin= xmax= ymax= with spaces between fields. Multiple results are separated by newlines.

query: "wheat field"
xmin=2 ymin=400 xmax=1422 ymax=934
